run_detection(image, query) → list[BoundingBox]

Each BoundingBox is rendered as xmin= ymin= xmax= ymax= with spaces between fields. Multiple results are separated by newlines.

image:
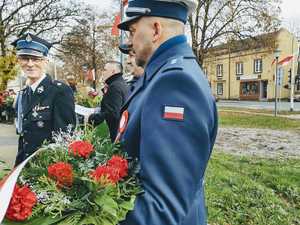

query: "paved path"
xmin=0 ymin=123 xmax=18 ymax=168
xmin=215 ymin=127 xmax=300 ymax=158
xmin=217 ymin=100 xmax=300 ymax=111
xmin=219 ymin=109 xmax=300 ymax=120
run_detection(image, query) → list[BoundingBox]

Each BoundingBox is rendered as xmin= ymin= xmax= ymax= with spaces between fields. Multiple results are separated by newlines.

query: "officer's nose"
xmin=27 ymin=59 xmax=34 ymax=66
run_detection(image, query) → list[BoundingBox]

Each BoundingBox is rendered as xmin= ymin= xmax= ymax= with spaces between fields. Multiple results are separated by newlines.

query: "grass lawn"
xmin=219 ymin=111 xmax=300 ymax=130
xmin=206 ymin=152 xmax=300 ymax=225
xmin=1 ymin=115 xmax=299 ymax=224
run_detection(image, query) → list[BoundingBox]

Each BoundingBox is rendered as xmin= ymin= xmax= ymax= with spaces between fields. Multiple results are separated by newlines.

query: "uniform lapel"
xmin=23 ymin=76 xmax=51 ymax=116
xmin=121 ymin=75 xmax=145 ymax=112
xmin=121 ymin=42 xmax=194 ymax=112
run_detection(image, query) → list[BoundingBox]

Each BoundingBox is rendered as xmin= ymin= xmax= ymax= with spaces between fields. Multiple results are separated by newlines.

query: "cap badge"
xmin=25 ymin=34 xmax=32 ymax=43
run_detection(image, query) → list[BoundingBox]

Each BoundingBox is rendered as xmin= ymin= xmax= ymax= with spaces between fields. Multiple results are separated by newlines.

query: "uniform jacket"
xmin=127 ymin=76 xmax=141 ymax=93
xmin=89 ymin=73 xmax=129 ymax=141
xmin=15 ymin=75 xmax=76 ymax=166
xmin=118 ymin=35 xmax=218 ymax=225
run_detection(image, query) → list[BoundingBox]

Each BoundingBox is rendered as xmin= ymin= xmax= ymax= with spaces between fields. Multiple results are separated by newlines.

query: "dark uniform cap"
xmin=118 ymin=0 xmax=196 ymax=31
xmin=119 ymin=44 xmax=132 ymax=55
xmin=11 ymin=33 xmax=52 ymax=57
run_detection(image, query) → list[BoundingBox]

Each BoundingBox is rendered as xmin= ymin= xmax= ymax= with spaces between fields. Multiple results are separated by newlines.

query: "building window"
xmin=296 ymin=75 xmax=300 ymax=91
xmin=216 ymin=64 xmax=223 ymax=78
xmin=241 ymin=82 xmax=259 ymax=96
xmin=254 ymin=59 xmax=263 ymax=73
xmin=236 ymin=62 xmax=244 ymax=75
xmin=217 ymin=83 xmax=223 ymax=95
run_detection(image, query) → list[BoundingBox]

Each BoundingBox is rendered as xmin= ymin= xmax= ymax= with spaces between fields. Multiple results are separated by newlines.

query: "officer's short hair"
xmin=106 ymin=60 xmax=123 ymax=73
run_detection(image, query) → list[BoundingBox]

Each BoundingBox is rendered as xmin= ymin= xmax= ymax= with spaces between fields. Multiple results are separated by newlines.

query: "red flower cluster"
xmin=48 ymin=162 xmax=73 ymax=187
xmin=88 ymin=90 xmax=98 ymax=98
xmin=90 ymin=155 xmax=128 ymax=184
xmin=6 ymin=185 xmax=37 ymax=221
xmin=68 ymin=140 xmax=94 ymax=159
xmin=107 ymin=156 xmax=128 ymax=178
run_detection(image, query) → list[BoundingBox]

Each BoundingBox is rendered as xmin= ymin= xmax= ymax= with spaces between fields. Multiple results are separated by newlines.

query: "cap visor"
xmin=17 ymin=49 xmax=44 ymax=57
xmin=119 ymin=45 xmax=130 ymax=54
xmin=118 ymin=16 xmax=141 ymax=31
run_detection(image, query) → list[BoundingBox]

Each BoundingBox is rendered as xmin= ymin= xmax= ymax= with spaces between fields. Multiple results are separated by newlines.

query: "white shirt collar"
xmin=30 ymin=74 xmax=46 ymax=92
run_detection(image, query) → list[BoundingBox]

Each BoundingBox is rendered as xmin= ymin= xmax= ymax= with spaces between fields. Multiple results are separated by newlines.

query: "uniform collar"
xmin=30 ymin=74 xmax=46 ymax=92
xmin=145 ymin=35 xmax=194 ymax=82
xmin=105 ymin=73 xmax=123 ymax=85
xmin=147 ymin=35 xmax=187 ymax=66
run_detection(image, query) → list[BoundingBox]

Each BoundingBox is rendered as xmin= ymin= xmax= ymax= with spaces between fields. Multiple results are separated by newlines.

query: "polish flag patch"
xmin=163 ymin=106 xmax=184 ymax=121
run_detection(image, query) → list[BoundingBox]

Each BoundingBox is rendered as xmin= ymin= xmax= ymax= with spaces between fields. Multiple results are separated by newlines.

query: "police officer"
xmin=88 ymin=61 xmax=129 ymax=142
xmin=12 ymin=33 xmax=76 ymax=166
xmin=117 ymin=1 xmax=218 ymax=225
xmin=119 ymin=44 xmax=144 ymax=92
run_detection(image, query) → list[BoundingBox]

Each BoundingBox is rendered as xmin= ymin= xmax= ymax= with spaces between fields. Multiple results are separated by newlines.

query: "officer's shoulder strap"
xmin=51 ymin=80 xmax=68 ymax=89
xmin=161 ymin=56 xmax=184 ymax=73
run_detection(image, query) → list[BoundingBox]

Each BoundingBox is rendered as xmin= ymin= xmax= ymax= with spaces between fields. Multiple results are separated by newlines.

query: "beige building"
xmin=203 ymin=28 xmax=299 ymax=101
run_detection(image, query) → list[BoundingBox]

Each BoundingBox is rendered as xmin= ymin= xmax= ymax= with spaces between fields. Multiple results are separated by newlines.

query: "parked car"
xmin=287 ymin=94 xmax=300 ymax=102
xmin=294 ymin=94 xmax=300 ymax=102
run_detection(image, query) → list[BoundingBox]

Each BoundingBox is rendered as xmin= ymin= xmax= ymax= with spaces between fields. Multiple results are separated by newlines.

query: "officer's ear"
xmin=152 ymin=20 xmax=163 ymax=43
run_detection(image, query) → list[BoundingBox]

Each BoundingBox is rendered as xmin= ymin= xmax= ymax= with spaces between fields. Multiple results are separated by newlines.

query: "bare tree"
xmin=0 ymin=0 xmax=81 ymax=56
xmin=57 ymin=10 xmax=119 ymax=85
xmin=188 ymin=0 xmax=282 ymax=65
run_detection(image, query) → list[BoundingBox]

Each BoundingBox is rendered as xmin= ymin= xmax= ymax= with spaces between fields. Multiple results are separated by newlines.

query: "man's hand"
xmin=88 ymin=113 xmax=105 ymax=126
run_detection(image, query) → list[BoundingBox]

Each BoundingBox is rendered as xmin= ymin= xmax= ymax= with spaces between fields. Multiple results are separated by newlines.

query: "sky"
xmin=281 ymin=0 xmax=300 ymax=28
xmin=83 ymin=0 xmax=300 ymax=28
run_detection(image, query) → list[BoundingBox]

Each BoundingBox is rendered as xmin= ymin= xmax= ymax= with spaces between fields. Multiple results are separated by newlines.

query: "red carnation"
xmin=88 ymin=91 xmax=98 ymax=98
xmin=5 ymin=185 xmax=37 ymax=221
xmin=107 ymin=155 xmax=128 ymax=178
xmin=48 ymin=162 xmax=73 ymax=187
xmin=90 ymin=165 xmax=119 ymax=184
xmin=90 ymin=155 xmax=128 ymax=184
xmin=68 ymin=140 xmax=94 ymax=159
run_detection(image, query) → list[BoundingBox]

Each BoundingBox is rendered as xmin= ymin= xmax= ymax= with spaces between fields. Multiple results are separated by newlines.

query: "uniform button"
xmin=25 ymin=142 xmax=28 ymax=145
xmin=24 ymin=118 xmax=27 ymax=121
xmin=24 ymin=130 xmax=27 ymax=133
xmin=25 ymin=153 xmax=29 ymax=157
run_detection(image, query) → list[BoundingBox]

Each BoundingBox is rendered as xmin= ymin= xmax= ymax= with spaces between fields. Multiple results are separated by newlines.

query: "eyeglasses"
xmin=18 ymin=56 xmax=45 ymax=64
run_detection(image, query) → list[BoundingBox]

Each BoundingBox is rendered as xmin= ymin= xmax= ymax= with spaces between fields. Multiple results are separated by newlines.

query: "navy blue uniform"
xmin=15 ymin=75 xmax=76 ymax=165
xmin=118 ymin=35 xmax=218 ymax=225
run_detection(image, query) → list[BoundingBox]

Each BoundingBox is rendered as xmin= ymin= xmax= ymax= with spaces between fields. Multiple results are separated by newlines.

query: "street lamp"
xmin=290 ymin=39 xmax=300 ymax=112
xmin=274 ymin=48 xmax=281 ymax=117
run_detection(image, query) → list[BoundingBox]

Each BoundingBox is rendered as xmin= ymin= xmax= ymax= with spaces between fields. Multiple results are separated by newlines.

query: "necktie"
xmin=28 ymin=88 xmax=33 ymax=103
xmin=24 ymin=87 xmax=33 ymax=106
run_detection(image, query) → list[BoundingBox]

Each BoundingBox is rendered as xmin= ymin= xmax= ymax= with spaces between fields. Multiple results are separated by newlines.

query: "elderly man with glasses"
xmin=12 ymin=33 xmax=76 ymax=166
